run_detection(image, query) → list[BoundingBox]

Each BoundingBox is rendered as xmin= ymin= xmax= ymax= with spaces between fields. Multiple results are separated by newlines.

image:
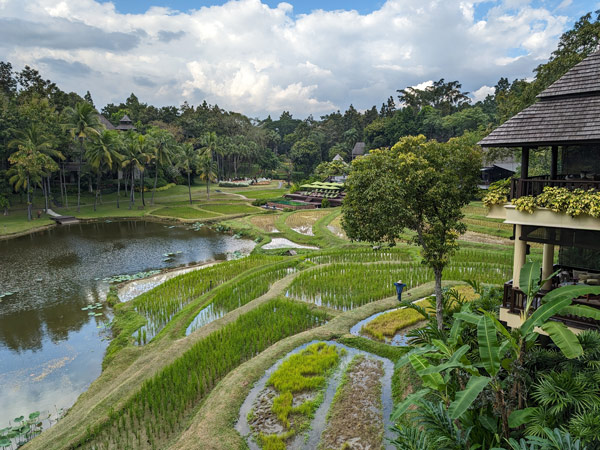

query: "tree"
xmin=9 ymin=124 xmax=61 ymax=213
xmin=148 ymin=128 xmax=175 ymax=205
xmin=121 ymin=132 xmax=150 ymax=210
xmin=86 ymin=130 xmax=122 ymax=211
xmin=289 ymin=138 xmax=321 ymax=177
xmin=8 ymin=147 xmax=57 ymax=220
xmin=177 ymin=143 xmax=198 ymax=205
xmin=197 ymin=152 xmax=217 ymax=200
xmin=62 ymin=102 xmax=103 ymax=212
xmin=342 ymin=135 xmax=481 ymax=330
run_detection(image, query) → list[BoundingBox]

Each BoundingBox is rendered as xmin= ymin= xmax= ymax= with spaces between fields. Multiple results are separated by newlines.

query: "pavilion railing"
xmin=510 ymin=176 xmax=600 ymax=200
xmin=503 ymin=280 xmax=600 ymax=329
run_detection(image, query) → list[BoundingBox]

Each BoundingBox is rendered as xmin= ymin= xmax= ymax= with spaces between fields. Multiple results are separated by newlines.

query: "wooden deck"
xmin=50 ymin=215 xmax=79 ymax=225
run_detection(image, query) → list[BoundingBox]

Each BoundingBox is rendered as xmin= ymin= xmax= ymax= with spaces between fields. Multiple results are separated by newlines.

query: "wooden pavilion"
xmin=479 ymin=48 xmax=600 ymax=330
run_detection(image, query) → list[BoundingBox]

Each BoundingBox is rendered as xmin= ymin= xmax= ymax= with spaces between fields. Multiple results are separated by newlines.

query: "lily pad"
xmin=28 ymin=412 xmax=40 ymax=420
xmin=13 ymin=416 xmax=23 ymax=423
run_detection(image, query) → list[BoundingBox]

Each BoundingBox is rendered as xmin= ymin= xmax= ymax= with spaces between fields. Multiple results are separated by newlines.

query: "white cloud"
xmin=472 ymin=85 xmax=495 ymax=102
xmin=0 ymin=0 xmax=571 ymax=117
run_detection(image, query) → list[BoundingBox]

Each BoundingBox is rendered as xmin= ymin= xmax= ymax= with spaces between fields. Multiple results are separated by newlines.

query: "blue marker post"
xmin=393 ymin=280 xmax=407 ymax=302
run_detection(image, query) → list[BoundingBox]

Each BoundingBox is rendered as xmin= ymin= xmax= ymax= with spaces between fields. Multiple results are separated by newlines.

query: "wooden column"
xmin=521 ymin=147 xmax=530 ymax=179
xmin=551 ymin=146 xmax=558 ymax=180
xmin=513 ymin=225 xmax=527 ymax=289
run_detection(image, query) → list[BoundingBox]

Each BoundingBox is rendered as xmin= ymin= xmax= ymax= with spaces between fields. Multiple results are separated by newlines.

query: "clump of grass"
xmin=362 ymin=298 xmax=431 ymax=341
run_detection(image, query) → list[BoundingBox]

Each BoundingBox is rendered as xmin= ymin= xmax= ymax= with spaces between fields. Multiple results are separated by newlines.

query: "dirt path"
xmin=459 ymin=230 xmax=512 ymax=246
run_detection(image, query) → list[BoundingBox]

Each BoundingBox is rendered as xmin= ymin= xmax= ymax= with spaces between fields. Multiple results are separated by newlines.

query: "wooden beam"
xmin=551 ymin=146 xmax=558 ymax=180
xmin=521 ymin=146 xmax=530 ymax=179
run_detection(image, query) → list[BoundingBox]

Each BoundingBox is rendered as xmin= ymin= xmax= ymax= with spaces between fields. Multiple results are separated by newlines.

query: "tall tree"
xmin=62 ymin=102 xmax=103 ymax=212
xmin=177 ymin=143 xmax=198 ymax=205
xmin=86 ymin=130 xmax=123 ymax=211
xmin=342 ymin=135 xmax=481 ymax=329
xmin=148 ymin=128 xmax=175 ymax=205
xmin=121 ymin=132 xmax=149 ymax=210
xmin=197 ymin=151 xmax=217 ymax=201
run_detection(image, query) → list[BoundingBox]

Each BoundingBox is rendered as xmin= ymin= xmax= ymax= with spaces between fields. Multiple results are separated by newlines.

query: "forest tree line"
xmin=0 ymin=11 xmax=598 ymax=217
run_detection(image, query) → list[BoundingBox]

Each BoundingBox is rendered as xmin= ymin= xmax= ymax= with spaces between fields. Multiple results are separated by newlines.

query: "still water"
xmin=0 ymin=220 xmax=255 ymax=426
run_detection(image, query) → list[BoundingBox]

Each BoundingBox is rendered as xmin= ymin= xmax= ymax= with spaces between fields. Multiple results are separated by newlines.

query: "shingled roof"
xmin=98 ymin=114 xmax=115 ymax=130
xmin=352 ymin=142 xmax=366 ymax=157
xmin=116 ymin=114 xmax=136 ymax=131
xmin=479 ymin=49 xmax=600 ymax=148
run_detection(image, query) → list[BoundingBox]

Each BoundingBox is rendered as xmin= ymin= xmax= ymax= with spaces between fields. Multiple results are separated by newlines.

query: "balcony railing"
xmin=510 ymin=176 xmax=600 ymax=200
xmin=503 ymin=280 xmax=600 ymax=329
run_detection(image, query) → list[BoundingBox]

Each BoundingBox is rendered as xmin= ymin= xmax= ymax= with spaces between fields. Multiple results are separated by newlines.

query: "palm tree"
xmin=148 ymin=128 xmax=174 ymax=205
xmin=177 ymin=143 xmax=198 ymax=205
xmin=9 ymin=124 xmax=61 ymax=213
xmin=62 ymin=102 xmax=103 ymax=213
xmin=197 ymin=151 xmax=217 ymax=200
xmin=86 ymin=130 xmax=123 ymax=211
xmin=7 ymin=148 xmax=57 ymax=221
xmin=136 ymin=134 xmax=153 ymax=207
xmin=121 ymin=132 xmax=150 ymax=210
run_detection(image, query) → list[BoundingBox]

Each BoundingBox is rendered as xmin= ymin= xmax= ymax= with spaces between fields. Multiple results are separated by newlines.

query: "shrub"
xmin=219 ymin=181 xmax=250 ymax=187
xmin=482 ymin=178 xmax=511 ymax=207
xmin=321 ymin=198 xmax=330 ymax=208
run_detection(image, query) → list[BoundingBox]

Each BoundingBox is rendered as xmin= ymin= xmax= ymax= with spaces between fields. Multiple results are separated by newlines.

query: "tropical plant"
xmin=483 ymin=178 xmax=511 ymax=207
xmin=393 ymin=261 xmax=600 ymax=445
xmin=196 ymin=151 xmax=217 ymax=201
xmin=121 ymin=132 xmax=150 ymax=210
xmin=86 ymin=130 xmax=123 ymax=211
xmin=62 ymin=101 xmax=103 ymax=212
xmin=177 ymin=142 xmax=198 ymax=205
xmin=148 ymin=128 xmax=175 ymax=205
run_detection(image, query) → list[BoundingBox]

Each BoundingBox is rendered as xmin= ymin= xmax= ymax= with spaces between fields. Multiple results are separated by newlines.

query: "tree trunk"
xmin=434 ymin=267 xmax=444 ymax=331
xmin=94 ymin=172 xmax=100 ymax=212
xmin=77 ymin=138 xmax=83 ymax=212
xmin=188 ymin=172 xmax=192 ymax=205
xmin=42 ymin=177 xmax=48 ymax=213
xmin=117 ymin=175 xmax=120 ymax=209
xmin=129 ymin=170 xmax=134 ymax=210
xmin=47 ymin=176 xmax=52 ymax=208
xmin=62 ymin=164 xmax=69 ymax=208
xmin=59 ymin=166 xmax=64 ymax=206
xmin=141 ymin=169 xmax=145 ymax=207
xmin=151 ymin=164 xmax=158 ymax=205
xmin=26 ymin=177 xmax=32 ymax=221
xmin=206 ymin=178 xmax=210 ymax=201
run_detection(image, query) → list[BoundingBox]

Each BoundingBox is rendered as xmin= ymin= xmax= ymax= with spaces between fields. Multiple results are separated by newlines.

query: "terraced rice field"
xmin=285 ymin=209 xmax=331 ymax=236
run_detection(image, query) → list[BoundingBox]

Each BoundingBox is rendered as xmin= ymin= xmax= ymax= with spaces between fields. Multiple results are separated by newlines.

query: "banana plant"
xmin=393 ymin=261 xmax=600 ymax=443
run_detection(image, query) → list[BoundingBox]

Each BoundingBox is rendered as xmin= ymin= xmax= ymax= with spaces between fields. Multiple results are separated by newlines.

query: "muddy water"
xmin=236 ymin=340 xmax=396 ymax=450
xmin=0 ymin=220 xmax=254 ymax=427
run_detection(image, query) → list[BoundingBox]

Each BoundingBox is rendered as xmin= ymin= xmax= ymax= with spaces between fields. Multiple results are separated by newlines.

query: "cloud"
xmin=0 ymin=17 xmax=140 ymax=51
xmin=37 ymin=57 xmax=93 ymax=76
xmin=157 ymin=30 xmax=185 ymax=42
xmin=0 ymin=0 xmax=576 ymax=117
xmin=472 ymin=85 xmax=495 ymax=102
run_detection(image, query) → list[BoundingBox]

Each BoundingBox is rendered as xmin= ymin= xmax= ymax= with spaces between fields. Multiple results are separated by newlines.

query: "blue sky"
xmin=105 ymin=0 xmax=592 ymax=18
xmin=1 ymin=0 xmax=598 ymax=116
xmin=104 ymin=0 xmax=388 ymax=15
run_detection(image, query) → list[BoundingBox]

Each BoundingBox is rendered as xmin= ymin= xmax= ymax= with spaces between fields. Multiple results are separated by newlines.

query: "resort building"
xmin=351 ymin=142 xmax=366 ymax=160
xmin=479 ymin=49 xmax=600 ymax=331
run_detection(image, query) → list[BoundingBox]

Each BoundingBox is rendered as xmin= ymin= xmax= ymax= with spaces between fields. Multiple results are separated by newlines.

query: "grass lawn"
xmin=150 ymin=206 xmax=220 ymax=220
xmin=199 ymin=203 xmax=261 ymax=215
xmin=231 ymin=188 xmax=288 ymax=200
xmin=0 ymin=213 xmax=54 ymax=236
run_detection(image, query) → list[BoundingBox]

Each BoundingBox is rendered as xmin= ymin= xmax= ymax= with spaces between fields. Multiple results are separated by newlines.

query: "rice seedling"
xmin=82 ymin=299 xmax=328 ymax=449
xmin=287 ymin=259 xmax=511 ymax=310
xmin=131 ymin=255 xmax=285 ymax=340
xmin=249 ymin=214 xmax=279 ymax=233
xmin=185 ymin=259 xmax=304 ymax=334
xmin=305 ymin=247 xmax=414 ymax=265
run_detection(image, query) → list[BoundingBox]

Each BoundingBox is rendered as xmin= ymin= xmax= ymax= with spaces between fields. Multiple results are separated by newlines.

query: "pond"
xmin=0 ymin=220 xmax=255 ymax=428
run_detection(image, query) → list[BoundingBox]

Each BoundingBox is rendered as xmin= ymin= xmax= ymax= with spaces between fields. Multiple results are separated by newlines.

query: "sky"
xmin=0 ymin=0 xmax=598 ymax=118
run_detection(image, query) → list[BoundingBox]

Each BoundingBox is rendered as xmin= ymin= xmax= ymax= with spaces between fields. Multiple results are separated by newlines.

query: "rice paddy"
xmin=131 ymin=255 xmax=285 ymax=341
xmin=185 ymin=260 xmax=303 ymax=335
xmin=249 ymin=214 xmax=280 ymax=233
xmin=285 ymin=209 xmax=331 ymax=236
xmin=81 ymin=299 xmax=328 ymax=449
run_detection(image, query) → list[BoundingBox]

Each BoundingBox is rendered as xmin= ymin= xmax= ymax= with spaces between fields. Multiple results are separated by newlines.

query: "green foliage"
xmin=483 ymin=178 xmax=511 ymax=207
xmin=83 ymin=299 xmax=328 ymax=448
xmin=514 ymin=187 xmax=600 ymax=218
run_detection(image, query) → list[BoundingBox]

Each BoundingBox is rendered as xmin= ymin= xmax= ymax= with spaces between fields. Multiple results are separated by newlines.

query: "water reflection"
xmin=0 ymin=220 xmax=255 ymax=426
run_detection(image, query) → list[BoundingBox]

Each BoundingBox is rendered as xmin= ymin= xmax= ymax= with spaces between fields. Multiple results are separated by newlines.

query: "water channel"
xmin=0 ymin=220 xmax=255 ymax=427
